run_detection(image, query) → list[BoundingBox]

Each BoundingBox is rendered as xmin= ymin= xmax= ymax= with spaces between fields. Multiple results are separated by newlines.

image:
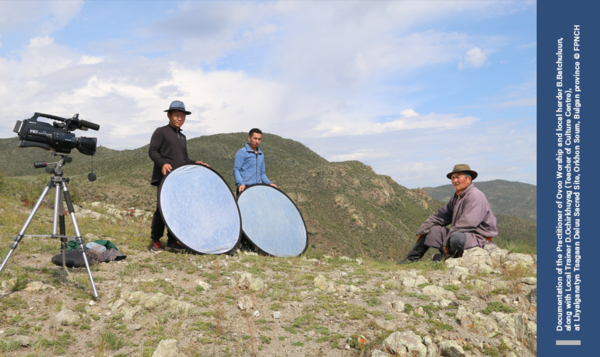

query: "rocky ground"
xmin=0 ymin=202 xmax=537 ymax=357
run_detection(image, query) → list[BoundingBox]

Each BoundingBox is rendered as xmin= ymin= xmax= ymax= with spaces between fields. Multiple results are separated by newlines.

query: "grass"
xmin=0 ymin=295 xmax=28 ymax=311
xmin=481 ymin=302 xmax=515 ymax=315
xmin=490 ymin=288 xmax=510 ymax=295
xmin=37 ymin=333 xmax=72 ymax=355
xmin=425 ymin=319 xmax=454 ymax=335
xmin=482 ymin=346 xmax=500 ymax=357
xmin=365 ymin=297 xmax=382 ymax=307
xmin=10 ymin=274 xmax=29 ymax=292
xmin=421 ymin=303 xmax=442 ymax=318
xmin=403 ymin=292 xmax=430 ymax=301
xmin=0 ymin=340 xmax=20 ymax=352
xmin=138 ymin=279 xmax=183 ymax=296
xmin=496 ymin=239 xmax=536 ymax=255
xmin=502 ymin=262 xmax=536 ymax=294
xmin=99 ymin=331 xmax=126 ymax=350
xmin=0 ymin=173 xmax=538 ymax=357
xmin=443 ymin=284 xmax=460 ymax=293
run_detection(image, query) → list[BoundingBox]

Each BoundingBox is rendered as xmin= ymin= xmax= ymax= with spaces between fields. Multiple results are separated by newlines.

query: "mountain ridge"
xmin=422 ymin=179 xmax=537 ymax=222
xmin=0 ymin=134 xmax=536 ymax=258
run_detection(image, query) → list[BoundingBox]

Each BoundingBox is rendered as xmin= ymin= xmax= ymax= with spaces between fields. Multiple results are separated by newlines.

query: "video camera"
xmin=13 ymin=112 xmax=99 ymax=155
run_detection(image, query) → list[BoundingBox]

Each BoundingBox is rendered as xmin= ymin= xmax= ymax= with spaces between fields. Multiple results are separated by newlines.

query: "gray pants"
xmin=423 ymin=226 xmax=467 ymax=257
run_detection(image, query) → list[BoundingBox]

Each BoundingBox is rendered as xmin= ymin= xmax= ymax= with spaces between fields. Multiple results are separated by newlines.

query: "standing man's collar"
xmin=168 ymin=123 xmax=183 ymax=132
xmin=245 ymin=143 xmax=262 ymax=154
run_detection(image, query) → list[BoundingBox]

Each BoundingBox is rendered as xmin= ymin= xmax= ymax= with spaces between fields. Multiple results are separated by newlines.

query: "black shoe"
xmin=399 ymin=257 xmax=418 ymax=264
xmin=399 ymin=238 xmax=429 ymax=264
xmin=166 ymin=240 xmax=186 ymax=252
xmin=432 ymin=252 xmax=450 ymax=263
xmin=148 ymin=241 xmax=165 ymax=253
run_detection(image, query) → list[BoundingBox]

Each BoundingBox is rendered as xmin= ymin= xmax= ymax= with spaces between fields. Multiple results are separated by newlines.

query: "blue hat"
xmin=164 ymin=100 xmax=191 ymax=115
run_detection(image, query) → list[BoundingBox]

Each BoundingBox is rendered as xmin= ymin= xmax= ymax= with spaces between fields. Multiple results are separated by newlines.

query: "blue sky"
xmin=0 ymin=0 xmax=536 ymax=188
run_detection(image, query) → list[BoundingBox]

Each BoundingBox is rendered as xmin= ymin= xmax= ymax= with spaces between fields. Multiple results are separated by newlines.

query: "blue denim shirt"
xmin=233 ymin=143 xmax=271 ymax=187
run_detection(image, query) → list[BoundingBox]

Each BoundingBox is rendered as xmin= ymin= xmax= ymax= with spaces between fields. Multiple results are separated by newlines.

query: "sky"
xmin=0 ymin=0 xmax=536 ymax=188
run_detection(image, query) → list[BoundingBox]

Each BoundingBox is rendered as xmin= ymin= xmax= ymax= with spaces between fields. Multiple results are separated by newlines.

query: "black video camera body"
xmin=13 ymin=113 xmax=99 ymax=155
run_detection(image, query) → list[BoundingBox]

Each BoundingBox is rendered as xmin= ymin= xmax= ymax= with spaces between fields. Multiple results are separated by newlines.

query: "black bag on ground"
xmin=51 ymin=250 xmax=99 ymax=268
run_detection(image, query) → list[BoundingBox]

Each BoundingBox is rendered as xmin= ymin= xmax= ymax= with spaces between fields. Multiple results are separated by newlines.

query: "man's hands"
xmin=162 ymin=161 xmax=210 ymax=175
xmin=416 ymin=234 xmax=425 ymax=242
xmin=443 ymin=247 xmax=450 ymax=255
xmin=239 ymin=183 xmax=277 ymax=193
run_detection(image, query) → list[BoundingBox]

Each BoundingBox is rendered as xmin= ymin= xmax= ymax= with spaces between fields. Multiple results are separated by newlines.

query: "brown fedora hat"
xmin=446 ymin=164 xmax=478 ymax=180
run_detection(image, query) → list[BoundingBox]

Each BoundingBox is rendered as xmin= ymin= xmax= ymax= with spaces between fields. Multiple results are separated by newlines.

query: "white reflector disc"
xmin=159 ymin=165 xmax=241 ymax=254
xmin=237 ymin=184 xmax=308 ymax=257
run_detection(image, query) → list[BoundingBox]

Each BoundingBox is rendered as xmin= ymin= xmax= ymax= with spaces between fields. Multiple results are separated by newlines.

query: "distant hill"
xmin=0 ymin=135 xmax=536 ymax=259
xmin=422 ymin=179 xmax=537 ymax=221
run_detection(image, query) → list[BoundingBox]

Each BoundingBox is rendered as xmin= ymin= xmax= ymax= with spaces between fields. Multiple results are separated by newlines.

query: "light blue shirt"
xmin=233 ymin=143 xmax=271 ymax=187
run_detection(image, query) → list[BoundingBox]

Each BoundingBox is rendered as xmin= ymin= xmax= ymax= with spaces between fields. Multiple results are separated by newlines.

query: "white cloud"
xmin=132 ymin=1 xmax=523 ymax=84
xmin=0 ymin=37 xmax=480 ymax=151
xmin=313 ymin=111 xmax=479 ymax=137
xmin=45 ymin=0 xmax=83 ymax=32
xmin=0 ymin=24 xmax=526 ymax=152
xmin=459 ymin=47 xmax=488 ymax=70
xmin=140 ymin=2 xmax=281 ymax=64
xmin=330 ymin=148 xmax=388 ymax=162
xmin=400 ymin=109 xmax=419 ymax=118
xmin=0 ymin=1 xmax=536 ymax=189
xmin=78 ymin=56 xmax=104 ymax=65
xmin=303 ymin=119 xmax=536 ymax=188
xmin=0 ymin=0 xmax=83 ymax=35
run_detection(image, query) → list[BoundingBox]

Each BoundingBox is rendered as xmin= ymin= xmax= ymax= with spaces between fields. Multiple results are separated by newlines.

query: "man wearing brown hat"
xmin=399 ymin=164 xmax=498 ymax=264
xmin=147 ymin=101 xmax=209 ymax=252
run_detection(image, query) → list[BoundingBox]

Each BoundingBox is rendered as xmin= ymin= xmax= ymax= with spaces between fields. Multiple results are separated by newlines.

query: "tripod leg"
xmin=0 ymin=181 xmax=53 ymax=274
xmin=52 ymin=182 xmax=69 ymax=284
xmin=60 ymin=239 xmax=68 ymax=283
xmin=61 ymin=183 xmax=98 ymax=298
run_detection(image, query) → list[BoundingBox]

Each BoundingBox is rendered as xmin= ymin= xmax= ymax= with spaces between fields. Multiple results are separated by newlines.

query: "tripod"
xmin=0 ymin=153 xmax=98 ymax=298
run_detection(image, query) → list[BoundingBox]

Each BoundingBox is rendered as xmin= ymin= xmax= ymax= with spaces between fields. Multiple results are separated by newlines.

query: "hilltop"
xmin=0 ymin=134 xmax=535 ymax=259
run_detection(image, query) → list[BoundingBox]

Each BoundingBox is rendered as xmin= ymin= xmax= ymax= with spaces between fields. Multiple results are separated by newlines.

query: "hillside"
xmin=422 ymin=180 xmax=537 ymax=222
xmin=0 ymin=134 xmax=535 ymax=259
xmin=0 ymin=195 xmax=538 ymax=357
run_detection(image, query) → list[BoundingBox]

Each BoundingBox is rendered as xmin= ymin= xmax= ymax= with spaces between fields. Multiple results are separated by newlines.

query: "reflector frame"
xmin=237 ymin=184 xmax=308 ymax=257
xmin=159 ymin=164 xmax=241 ymax=254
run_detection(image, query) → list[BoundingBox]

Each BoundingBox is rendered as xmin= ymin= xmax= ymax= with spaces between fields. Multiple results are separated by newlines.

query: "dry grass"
xmin=243 ymin=311 xmax=257 ymax=357
xmin=502 ymin=263 xmax=534 ymax=294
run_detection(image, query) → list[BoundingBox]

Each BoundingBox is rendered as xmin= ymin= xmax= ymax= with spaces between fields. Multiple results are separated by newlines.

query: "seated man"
xmin=399 ymin=164 xmax=498 ymax=263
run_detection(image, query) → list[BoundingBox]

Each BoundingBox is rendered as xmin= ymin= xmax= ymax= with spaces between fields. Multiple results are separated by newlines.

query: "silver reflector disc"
xmin=159 ymin=165 xmax=241 ymax=254
xmin=237 ymin=184 xmax=308 ymax=257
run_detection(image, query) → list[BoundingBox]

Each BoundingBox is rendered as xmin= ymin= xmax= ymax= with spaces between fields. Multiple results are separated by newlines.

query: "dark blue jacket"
xmin=233 ymin=143 xmax=271 ymax=187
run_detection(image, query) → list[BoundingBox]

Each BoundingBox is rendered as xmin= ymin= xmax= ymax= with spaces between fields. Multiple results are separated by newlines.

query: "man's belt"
xmin=416 ymin=234 xmax=493 ymax=242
